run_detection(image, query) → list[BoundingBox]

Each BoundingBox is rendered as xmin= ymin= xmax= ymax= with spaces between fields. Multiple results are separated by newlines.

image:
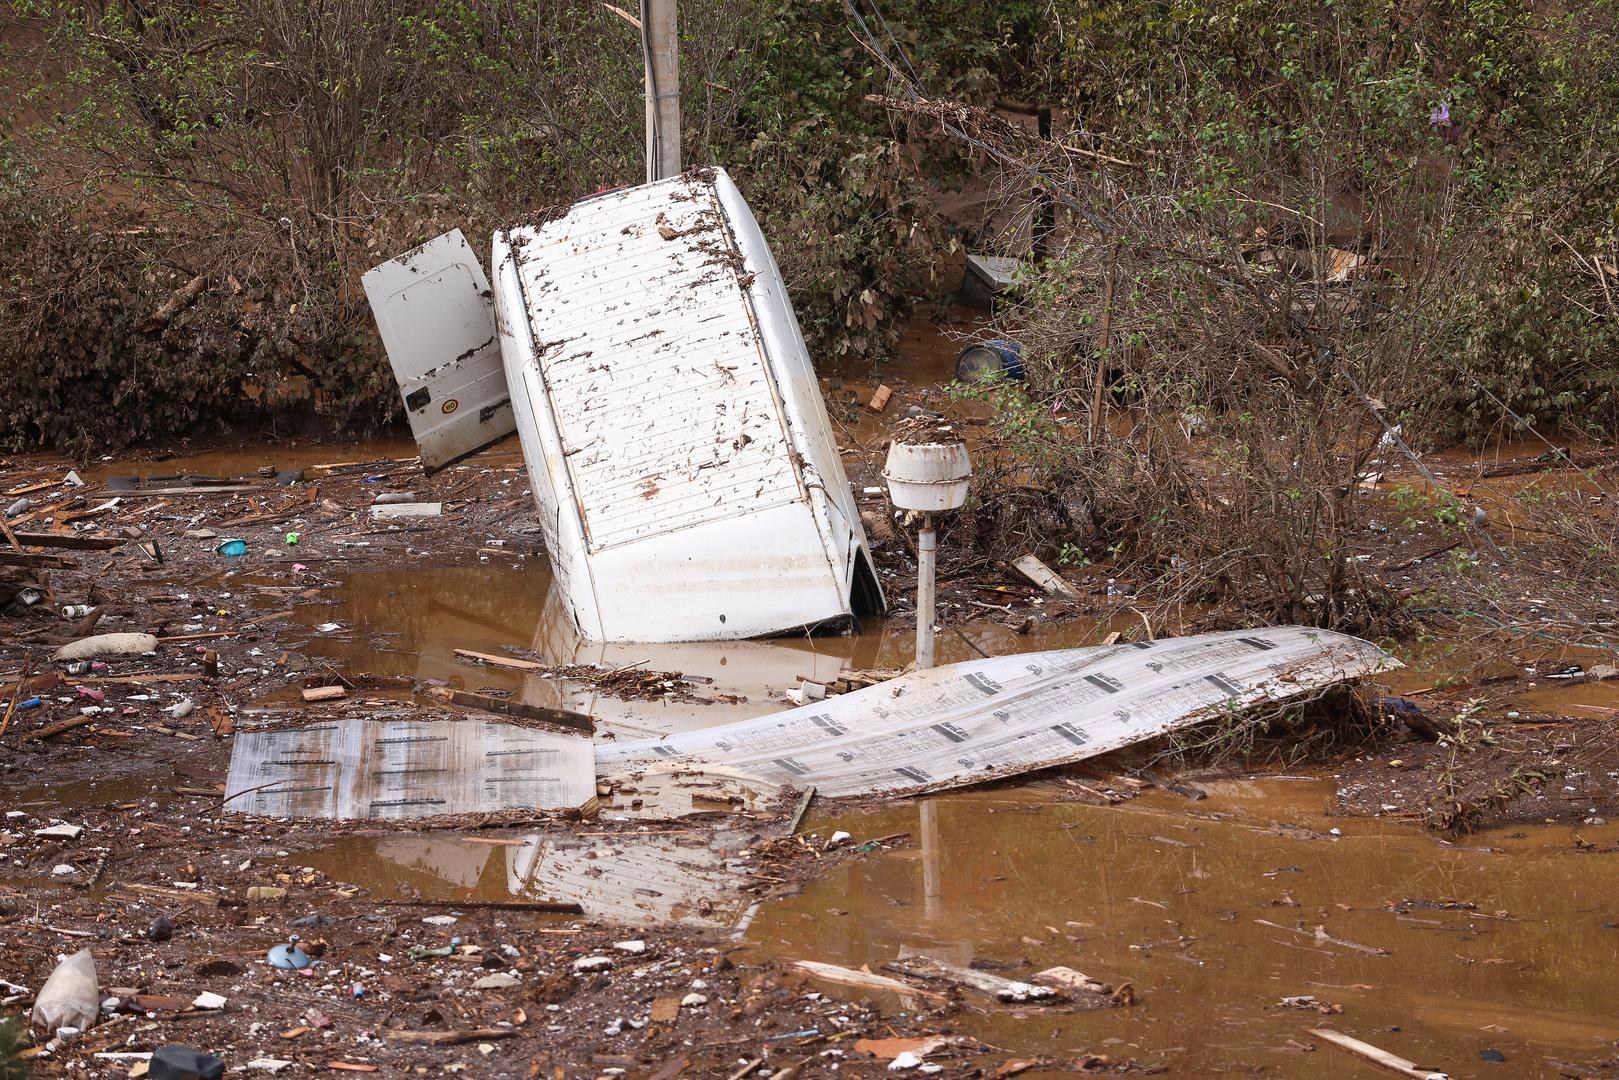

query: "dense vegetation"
xmin=0 ymin=0 xmax=1007 ymax=453
xmin=0 ymin=0 xmax=1614 ymax=478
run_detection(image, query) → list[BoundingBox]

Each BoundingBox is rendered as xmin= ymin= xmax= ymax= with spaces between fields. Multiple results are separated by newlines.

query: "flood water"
xmin=242 ymin=553 xmax=1619 ymax=1075
xmin=760 ymin=779 xmax=1619 ymax=1078
xmin=259 ymin=560 xmax=1115 ymax=739
xmin=35 ymin=316 xmax=1619 ymax=1076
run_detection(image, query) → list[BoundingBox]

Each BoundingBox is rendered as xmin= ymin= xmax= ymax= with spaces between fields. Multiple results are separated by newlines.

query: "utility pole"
xmin=640 ymin=0 xmax=681 ymax=182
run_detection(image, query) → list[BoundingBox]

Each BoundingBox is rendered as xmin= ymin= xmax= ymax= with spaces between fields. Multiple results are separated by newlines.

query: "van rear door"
xmin=362 ymin=229 xmax=514 ymax=470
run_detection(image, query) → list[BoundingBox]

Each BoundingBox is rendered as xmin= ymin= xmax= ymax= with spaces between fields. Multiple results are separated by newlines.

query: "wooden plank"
xmin=78 ymin=673 xmax=201 ymax=686
xmin=868 ymin=384 xmax=893 ymax=413
xmin=429 ymin=687 xmax=594 ymax=733
xmin=116 ymin=882 xmax=220 ymax=907
xmin=453 ymin=648 xmax=547 ymax=671
xmin=10 ymin=532 xmax=127 ymax=551
xmin=789 ymin=960 xmax=945 ymax=1002
xmin=377 ymin=898 xmax=583 ymax=914
xmin=384 ymin=1029 xmax=517 ymax=1046
xmin=21 ymin=714 xmax=96 ymax=742
xmin=884 ymin=955 xmax=1058 ymax=1003
xmin=107 ymin=485 xmax=264 ymax=497
xmin=302 ymin=685 xmax=347 ymax=702
xmin=1010 ymin=554 xmax=1083 ymax=600
xmin=1311 ymin=1028 xmax=1450 ymax=1079
xmin=0 ymin=551 xmax=77 ymax=569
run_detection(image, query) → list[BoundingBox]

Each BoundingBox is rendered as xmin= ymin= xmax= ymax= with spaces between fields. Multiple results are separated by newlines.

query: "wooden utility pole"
xmin=641 ymin=0 xmax=681 ymax=181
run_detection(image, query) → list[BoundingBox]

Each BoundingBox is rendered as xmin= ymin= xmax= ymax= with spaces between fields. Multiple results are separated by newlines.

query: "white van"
xmin=365 ymin=168 xmax=884 ymax=643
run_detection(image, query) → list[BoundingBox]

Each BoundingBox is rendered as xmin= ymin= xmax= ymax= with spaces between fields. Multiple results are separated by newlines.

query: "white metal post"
xmin=641 ymin=0 xmax=681 ymax=182
xmin=916 ymin=513 xmax=936 ymax=669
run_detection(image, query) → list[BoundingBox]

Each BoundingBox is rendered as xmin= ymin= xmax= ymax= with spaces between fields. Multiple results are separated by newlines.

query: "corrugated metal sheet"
xmin=597 ymin=627 xmax=1398 ymax=798
xmin=223 ymin=719 xmax=594 ymax=820
xmin=512 ymin=181 xmax=801 ymax=552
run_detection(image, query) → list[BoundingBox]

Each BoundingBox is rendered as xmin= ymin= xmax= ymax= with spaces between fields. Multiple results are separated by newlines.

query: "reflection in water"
xmin=752 ymin=779 xmax=1619 ymax=1077
xmin=289 ymin=830 xmax=756 ymax=928
xmin=279 ymin=563 xmax=1109 ymax=739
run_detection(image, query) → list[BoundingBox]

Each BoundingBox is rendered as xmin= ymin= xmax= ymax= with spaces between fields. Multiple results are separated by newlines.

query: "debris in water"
xmin=599 ymin=628 xmax=1396 ymax=799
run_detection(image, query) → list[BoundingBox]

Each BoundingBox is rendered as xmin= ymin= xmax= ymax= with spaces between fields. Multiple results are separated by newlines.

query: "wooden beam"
xmin=0 ymin=551 xmax=77 ymax=569
xmin=428 ymin=687 xmax=594 ymax=733
xmin=1010 ymin=554 xmax=1083 ymax=600
xmin=1311 ymin=1028 xmax=1450 ymax=1079
xmin=11 ymin=532 xmax=127 ymax=551
xmin=453 ymin=648 xmax=547 ymax=671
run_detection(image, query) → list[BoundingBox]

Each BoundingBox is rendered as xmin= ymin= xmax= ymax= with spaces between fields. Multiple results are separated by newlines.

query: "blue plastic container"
xmin=955 ymin=339 xmax=1025 ymax=383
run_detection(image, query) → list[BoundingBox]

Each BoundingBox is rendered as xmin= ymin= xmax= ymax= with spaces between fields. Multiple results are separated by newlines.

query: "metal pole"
xmin=916 ymin=513 xmax=936 ymax=669
xmin=641 ymin=0 xmax=681 ymax=182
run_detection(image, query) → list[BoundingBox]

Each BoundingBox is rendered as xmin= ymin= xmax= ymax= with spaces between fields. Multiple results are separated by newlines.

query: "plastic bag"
xmin=53 ymin=633 xmax=159 ymax=661
xmin=30 ymin=948 xmax=97 ymax=1033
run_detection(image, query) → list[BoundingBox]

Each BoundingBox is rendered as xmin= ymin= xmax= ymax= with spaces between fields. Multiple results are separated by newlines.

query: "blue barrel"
xmin=955 ymin=339 xmax=1025 ymax=383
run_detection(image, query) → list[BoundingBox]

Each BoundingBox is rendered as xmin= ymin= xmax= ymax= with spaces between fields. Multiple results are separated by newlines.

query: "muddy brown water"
xmin=258 ymin=560 xmax=1120 ymax=738
xmin=760 ymin=779 xmax=1619 ymax=1078
xmin=239 ymin=558 xmax=1619 ymax=1074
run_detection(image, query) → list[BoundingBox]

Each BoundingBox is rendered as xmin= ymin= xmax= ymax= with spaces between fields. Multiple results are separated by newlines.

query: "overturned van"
xmin=365 ymin=168 xmax=884 ymax=643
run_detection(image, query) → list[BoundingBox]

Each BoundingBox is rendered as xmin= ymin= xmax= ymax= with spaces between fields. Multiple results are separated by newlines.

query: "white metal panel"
xmin=363 ymin=230 xmax=514 ymax=471
xmin=223 ymin=718 xmax=595 ymax=820
xmin=494 ymin=169 xmax=883 ymax=642
xmin=598 ymin=627 xmax=1397 ymax=797
xmin=514 ymin=182 xmax=801 ymax=551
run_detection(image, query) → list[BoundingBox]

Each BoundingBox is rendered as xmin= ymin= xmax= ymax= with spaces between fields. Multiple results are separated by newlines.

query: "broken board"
xmin=223 ymin=718 xmax=593 ymax=820
xmin=596 ymin=627 xmax=1396 ymax=798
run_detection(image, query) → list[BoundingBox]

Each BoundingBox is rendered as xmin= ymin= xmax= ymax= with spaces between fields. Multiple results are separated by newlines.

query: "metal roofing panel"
xmin=223 ymin=718 xmax=595 ymax=820
xmin=597 ymin=628 xmax=1397 ymax=798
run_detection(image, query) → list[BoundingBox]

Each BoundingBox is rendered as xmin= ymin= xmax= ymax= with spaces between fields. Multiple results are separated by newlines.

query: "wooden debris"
xmin=884 ymin=954 xmax=1058 ymax=1003
xmin=868 ymin=384 xmax=893 ymax=413
xmin=1311 ymin=1028 xmax=1450 ymax=1079
xmin=0 ymin=656 xmax=34 ymax=739
xmin=141 ymin=273 xmax=208 ymax=333
xmin=1031 ymin=965 xmax=1113 ymax=995
xmin=853 ymin=1035 xmax=953 ymax=1058
xmin=9 ymin=532 xmax=127 ymax=551
xmin=785 ymin=786 xmax=817 ymax=835
xmin=0 ymin=551 xmax=78 ymax=570
xmin=1255 ymin=919 xmax=1389 ymax=956
xmin=1010 ymin=554 xmax=1083 ymax=600
xmin=428 ymin=687 xmax=594 ymax=733
xmin=789 ymin=960 xmax=945 ymax=1001
xmin=453 ymin=648 xmax=547 ymax=671
xmin=79 ymin=673 xmax=200 ymax=686
xmin=384 ymin=1028 xmax=518 ymax=1046
xmin=301 ymin=685 xmax=347 ymax=703
xmin=22 ymin=714 xmax=96 ymax=742
xmin=377 ymin=898 xmax=584 ymax=914
xmin=111 ymin=485 xmax=264 ymax=497
xmin=117 ymin=882 xmax=220 ymax=907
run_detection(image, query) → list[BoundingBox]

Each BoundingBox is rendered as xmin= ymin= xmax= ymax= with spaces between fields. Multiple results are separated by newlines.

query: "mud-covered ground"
xmin=5 ymin=341 xmax=1619 ymax=1075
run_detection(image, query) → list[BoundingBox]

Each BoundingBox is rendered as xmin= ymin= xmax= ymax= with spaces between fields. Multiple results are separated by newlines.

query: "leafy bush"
xmin=0 ymin=0 xmax=1011 ymax=455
